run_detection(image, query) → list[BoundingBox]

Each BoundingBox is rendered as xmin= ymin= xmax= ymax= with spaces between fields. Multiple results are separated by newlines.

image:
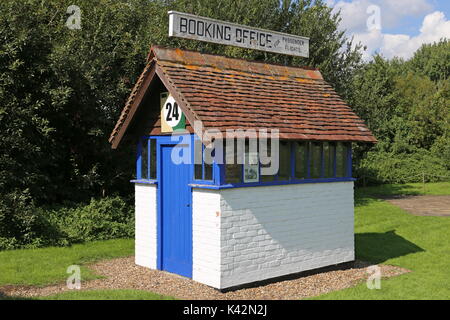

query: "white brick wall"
xmin=192 ymin=182 xmax=355 ymax=289
xmin=135 ymin=184 xmax=157 ymax=269
xmin=192 ymin=189 xmax=222 ymax=288
xmin=219 ymin=182 xmax=355 ymax=289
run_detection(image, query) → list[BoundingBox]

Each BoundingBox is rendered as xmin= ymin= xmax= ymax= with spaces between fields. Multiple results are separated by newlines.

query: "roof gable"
xmin=109 ymin=46 xmax=376 ymax=148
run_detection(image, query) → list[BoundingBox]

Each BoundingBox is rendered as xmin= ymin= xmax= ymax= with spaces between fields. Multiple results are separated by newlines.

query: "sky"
xmin=324 ymin=0 xmax=450 ymax=60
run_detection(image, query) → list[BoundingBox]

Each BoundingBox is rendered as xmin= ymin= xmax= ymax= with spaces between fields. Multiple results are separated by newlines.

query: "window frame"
xmin=217 ymin=140 xmax=353 ymax=189
xmin=192 ymin=136 xmax=216 ymax=185
xmin=136 ymin=136 xmax=158 ymax=182
xmin=134 ymin=135 xmax=353 ymax=189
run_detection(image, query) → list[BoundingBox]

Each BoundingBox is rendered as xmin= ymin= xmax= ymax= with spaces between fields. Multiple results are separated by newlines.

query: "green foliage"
xmin=408 ymin=39 xmax=450 ymax=81
xmin=350 ymin=40 xmax=450 ymax=185
xmin=0 ymin=0 xmax=151 ymax=204
xmin=0 ymin=190 xmax=61 ymax=250
xmin=357 ymin=150 xmax=449 ymax=185
xmin=0 ymin=0 xmax=363 ymax=204
xmin=0 ymin=197 xmax=133 ymax=250
xmin=45 ymin=197 xmax=134 ymax=243
xmin=0 ymin=0 xmax=364 ymax=249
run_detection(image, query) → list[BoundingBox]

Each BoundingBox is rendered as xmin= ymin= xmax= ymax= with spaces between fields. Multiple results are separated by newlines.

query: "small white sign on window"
xmin=244 ymin=152 xmax=259 ymax=183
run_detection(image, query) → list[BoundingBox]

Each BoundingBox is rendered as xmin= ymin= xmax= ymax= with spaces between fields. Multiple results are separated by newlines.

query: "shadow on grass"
xmin=354 ymin=184 xmax=427 ymax=207
xmin=354 ymin=195 xmax=379 ymax=207
xmin=0 ymin=293 xmax=34 ymax=300
xmin=356 ymin=184 xmax=423 ymax=199
xmin=355 ymin=230 xmax=424 ymax=264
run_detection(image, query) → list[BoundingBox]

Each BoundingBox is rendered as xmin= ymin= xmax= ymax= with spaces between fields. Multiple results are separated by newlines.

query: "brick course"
xmin=192 ymin=182 xmax=355 ymax=289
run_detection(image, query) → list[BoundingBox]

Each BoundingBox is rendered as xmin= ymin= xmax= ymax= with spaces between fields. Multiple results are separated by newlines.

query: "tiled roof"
xmin=109 ymin=46 xmax=376 ymax=148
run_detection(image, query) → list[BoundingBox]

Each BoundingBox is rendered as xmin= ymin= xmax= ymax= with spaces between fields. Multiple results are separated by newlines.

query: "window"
xmin=310 ymin=142 xmax=322 ymax=179
xmin=260 ymin=140 xmax=275 ymax=182
xmin=194 ymin=140 xmax=214 ymax=182
xmin=243 ymin=139 xmax=259 ymax=183
xmin=323 ymin=142 xmax=336 ymax=178
xmin=225 ymin=140 xmax=242 ymax=184
xmin=278 ymin=141 xmax=291 ymax=181
xmin=204 ymin=148 xmax=213 ymax=181
xmin=150 ymin=139 xmax=156 ymax=179
xmin=141 ymin=139 xmax=148 ymax=179
xmin=295 ymin=142 xmax=308 ymax=179
xmin=194 ymin=162 xmax=202 ymax=180
xmin=137 ymin=138 xmax=157 ymax=180
xmin=221 ymin=139 xmax=352 ymax=185
xmin=336 ymin=142 xmax=349 ymax=178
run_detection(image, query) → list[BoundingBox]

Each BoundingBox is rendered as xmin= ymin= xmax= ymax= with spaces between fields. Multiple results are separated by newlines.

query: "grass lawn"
xmin=315 ymin=182 xmax=450 ymax=299
xmin=356 ymin=181 xmax=450 ymax=197
xmin=1 ymin=182 xmax=449 ymax=300
xmin=0 ymin=238 xmax=134 ymax=286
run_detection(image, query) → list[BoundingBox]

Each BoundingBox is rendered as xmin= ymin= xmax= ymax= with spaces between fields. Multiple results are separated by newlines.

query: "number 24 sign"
xmin=160 ymin=93 xmax=186 ymax=133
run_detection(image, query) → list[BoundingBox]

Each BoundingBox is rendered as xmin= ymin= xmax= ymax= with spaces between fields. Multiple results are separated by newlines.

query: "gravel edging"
xmin=0 ymin=256 xmax=409 ymax=300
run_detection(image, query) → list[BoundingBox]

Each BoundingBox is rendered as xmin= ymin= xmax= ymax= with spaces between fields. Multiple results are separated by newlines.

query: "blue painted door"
xmin=160 ymin=144 xmax=192 ymax=278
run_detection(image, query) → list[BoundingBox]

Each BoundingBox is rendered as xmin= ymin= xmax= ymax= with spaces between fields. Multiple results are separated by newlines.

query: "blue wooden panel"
xmin=160 ymin=144 xmax=192 ymax=278
xmin=136 ymin=140 xmax=142 ymax=180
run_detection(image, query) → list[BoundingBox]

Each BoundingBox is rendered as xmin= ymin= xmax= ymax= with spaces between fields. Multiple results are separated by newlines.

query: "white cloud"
xmin=351 ymin=29 xmax=384 ymax=60
xmin=331 ymin=0 xmax=433 ymax=32
xmin=333 ymin=0 xmax=374 ymax=32
xmin=380 ymin=11 xmax=450 ymax=59
xmin=353 ymin=11 xmax=450 ymax=60
xmin=327 ymin=0 xmax=449 ymax=60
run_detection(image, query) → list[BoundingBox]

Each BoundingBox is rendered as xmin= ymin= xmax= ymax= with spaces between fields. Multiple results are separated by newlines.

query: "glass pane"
xmin=336 ymin=142 xmax=348 ymax=178
xmin=323 ymin=142 xmax=336 ymax=178
xmin=149 ymin=139 xmax=157 ymax=179
xmin=204 ymin=143 xmax=214 ymax=181
xmin=243 ymin=140 xmax=259 ymax=183
xmin=278 ymin=141 xmax=291 ymax=180
xmin=194 ymin=141 xmax=203 ymax=180
xmin=260 ymin=140 xmax=276 ymax=182
xmin=225 ymin=141 xmax=242 ymax=184
xmin=310 ymin=142 xmax=322 ymax=179
xmin=226 ymin=164 xmax=241 ymax=183
xmin=204 ymin=164 xmax=213 ymax=181
xmin=295 ymin=142 xmax=308 ymax=179
xmin=195 ymin=164 xmax=203 ymax=180
xmin=141 ymin=139 xmax=148 ymax=179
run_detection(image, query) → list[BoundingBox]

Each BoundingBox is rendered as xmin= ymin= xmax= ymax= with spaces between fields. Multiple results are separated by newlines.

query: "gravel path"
xmin=0 ymin=257 xmax=408 ymax=300
xmin=381 ymin=195 xmax=450 ymax=217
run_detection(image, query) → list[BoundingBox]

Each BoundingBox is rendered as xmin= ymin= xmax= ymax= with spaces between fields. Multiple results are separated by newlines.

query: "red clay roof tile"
xmin=109 ymin=46 xmax=376 ymax=147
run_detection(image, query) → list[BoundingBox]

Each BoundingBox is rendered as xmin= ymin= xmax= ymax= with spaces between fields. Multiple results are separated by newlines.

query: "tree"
xmin=349 ymin=42 xmax=450 ymax=184
xmin=0 ymin=0 xmax=364 ymax=205
xmin=408 ymin=39 xmax=450 ymax=82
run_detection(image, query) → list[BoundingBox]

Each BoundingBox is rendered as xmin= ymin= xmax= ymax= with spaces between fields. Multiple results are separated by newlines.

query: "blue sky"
xmin=324 ymin=0 xmax=450 ymax=60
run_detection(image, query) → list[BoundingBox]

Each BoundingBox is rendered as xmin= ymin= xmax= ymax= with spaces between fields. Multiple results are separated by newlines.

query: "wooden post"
xmin=423 ymin=172 xmax=426 ymax=194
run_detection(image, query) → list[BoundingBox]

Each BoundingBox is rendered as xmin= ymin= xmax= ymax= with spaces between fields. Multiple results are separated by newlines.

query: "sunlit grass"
xmin=314 ymin=183 xmax=450 ymax=299
xmin=0 ymin=239 xmax=133 ymax=286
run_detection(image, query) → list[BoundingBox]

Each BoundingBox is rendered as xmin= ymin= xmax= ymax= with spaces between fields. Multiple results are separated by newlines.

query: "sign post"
xmin=168 ymin=11 xmax=309 ymax=58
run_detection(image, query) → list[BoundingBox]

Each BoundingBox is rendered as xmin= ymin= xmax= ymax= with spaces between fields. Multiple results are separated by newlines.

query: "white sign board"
xmin=168 ymin=11 xmax=309 ymax=58
xmin=160 ymin=92 xmax=185 ymax=133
